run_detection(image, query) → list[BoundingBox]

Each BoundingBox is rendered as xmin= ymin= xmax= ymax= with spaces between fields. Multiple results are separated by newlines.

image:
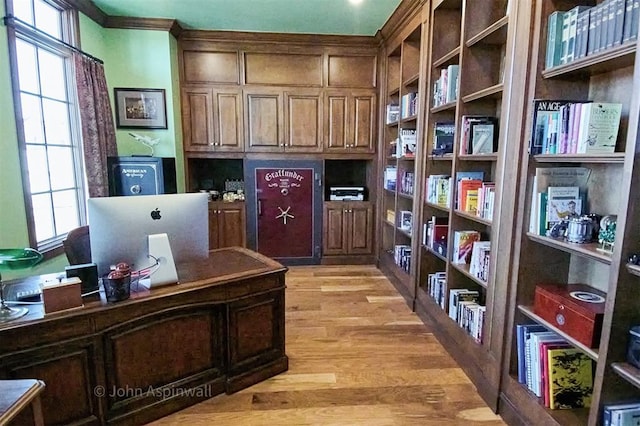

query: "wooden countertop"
xmin=0 ymin=246 xmax=287 ymax=331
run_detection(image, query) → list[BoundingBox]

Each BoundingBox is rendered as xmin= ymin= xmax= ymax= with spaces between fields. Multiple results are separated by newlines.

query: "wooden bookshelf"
xmin=499 ymin=0 xmax=640 ymax=424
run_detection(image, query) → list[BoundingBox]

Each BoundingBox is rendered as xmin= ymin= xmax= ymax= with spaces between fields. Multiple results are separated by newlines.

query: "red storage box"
xmin=533 ymin=283 xmax=606 ymax=348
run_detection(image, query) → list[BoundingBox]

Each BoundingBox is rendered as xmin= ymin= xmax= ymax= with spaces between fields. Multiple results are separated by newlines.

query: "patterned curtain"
xmin=73 ymin=53 xmax=117 ymax=198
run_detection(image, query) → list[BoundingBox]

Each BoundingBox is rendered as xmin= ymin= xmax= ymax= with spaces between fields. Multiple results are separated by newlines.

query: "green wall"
xmin=0 ymin=9 xmax=183 ymax=279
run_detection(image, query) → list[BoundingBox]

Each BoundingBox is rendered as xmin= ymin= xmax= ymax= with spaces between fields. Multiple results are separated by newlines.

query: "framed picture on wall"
xmin=114 ymin=88 xmax=167 ymax=129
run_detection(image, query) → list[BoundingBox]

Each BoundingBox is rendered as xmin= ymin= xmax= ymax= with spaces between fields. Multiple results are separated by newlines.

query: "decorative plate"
xmin=0 ymin=248 xmax=43 ymax=271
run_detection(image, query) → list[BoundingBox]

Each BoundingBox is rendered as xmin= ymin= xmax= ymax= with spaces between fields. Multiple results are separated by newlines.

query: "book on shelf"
xmin=427 ymin=272 xmax=447 ymax=308
xmin=459 ymin=116 xmax=497 ymax=155
xmin=399 ymin=128 xmax=417 ymax=157
xmin=458 ymin=179 xmax=483 ymax=213
xmin=528 ymin=331 xmax=567 ymax=397
xmin=576 ymin=102 xmax=622 ymax=154
xmin=400 ymin=92 xmax=418 ymax=118
xmin=455 ymin=171 xmax=484 ymax=210
xmin=426 ymin=174 xmax=451 ymax=207
xmin=452 ymin=230 xmax=481 ymax=264
xmin=469 ymin=240 xmax=491 ymax=281
xmin=516 ymin=324 xmax=548 ymax=384
xmin=529 ymin=167 xmax=591 ymax=235
xmin=546 ymin=186 xmax=582 ymax=229
xmin=433 ymin=122 xmax=455 ymax=155
xmin=386 ymin=103 xmax=400 ymax=124
xmin=425 ymin=215 xmax=448 ymax=255
xmin=384 ymin=166 xmax=397 ymax=191
xmin=477 ymin=182 xmax=496 ymax=220
xmin=546 ymin=11 xmax=567 ymax=68
xmin=448 ymin=289 xmax=479 ymax=322
xmin=433 ymin=64 xmax=459 ymax=107
xmin=541 ymin=341 xmax=571 ymax=407
xmin=547 ymin=347 xmax=593 ymax=410
xmin=564 ymin=6 xmax=592 ymax=63
xmin=469 ymin=120 xmax=498 ymax=155
xmin=623 ymin=0 xmax=639 ymax=43
xmin=399 ymin=210 xmax=413 ymax=232
xmin=530 ymin=99 xmax=575 ymax=155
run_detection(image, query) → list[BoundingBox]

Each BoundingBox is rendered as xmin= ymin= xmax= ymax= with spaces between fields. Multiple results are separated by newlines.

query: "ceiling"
xmin=90 ymin=0 xmax=402 ymax=36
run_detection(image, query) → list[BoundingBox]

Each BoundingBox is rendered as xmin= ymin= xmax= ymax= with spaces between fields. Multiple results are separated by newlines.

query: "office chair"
xmin=63 ymin=225 xmax=91 ymax=265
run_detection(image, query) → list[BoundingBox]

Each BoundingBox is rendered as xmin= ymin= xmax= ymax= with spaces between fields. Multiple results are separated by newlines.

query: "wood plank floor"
xmin=149 ymin=265 xmax=506 ymax=425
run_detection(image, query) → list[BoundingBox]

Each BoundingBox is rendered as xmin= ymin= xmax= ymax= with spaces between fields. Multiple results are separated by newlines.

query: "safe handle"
xmin=257 ymin=199 xmax=263 ymax=216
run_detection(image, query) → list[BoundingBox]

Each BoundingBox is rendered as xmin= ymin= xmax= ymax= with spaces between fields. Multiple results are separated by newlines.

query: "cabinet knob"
xmin=344 ymin=209 xmax=348 ymax=213
xmin=209 ymin=141 xmax=214 ymax=146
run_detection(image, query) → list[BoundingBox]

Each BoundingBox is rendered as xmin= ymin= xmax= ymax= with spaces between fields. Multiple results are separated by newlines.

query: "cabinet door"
xmin=324 ymin=92 xmax=349 ymax=151
xmin=0 ymin=336 xmax=101 ymax=425
xmin=347 ymin=203 xmax=373 ymax=254
xmin=244 ymin=89 xmax=283 ymax=152
xmin=284 ymin=90 xmax=323 ymax=153
xmin=213 ymin=89 xmax=243 ymax=152
xmin=323 ymin=203 xmax=347 ymax=255
xmin=182 ymin=88 xmax=214 ymax=152
xmin=219 ymin=204 xmax=246 ymax=248
xmin=351 ymin=91 xmax=376 ymax=153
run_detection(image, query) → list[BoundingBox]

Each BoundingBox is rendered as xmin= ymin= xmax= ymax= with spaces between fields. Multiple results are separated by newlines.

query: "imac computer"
xmin=88 ymin=193 xmax=209 ymax=287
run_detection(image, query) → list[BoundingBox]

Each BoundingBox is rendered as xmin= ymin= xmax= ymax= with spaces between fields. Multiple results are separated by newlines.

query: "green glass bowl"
xmin=0 ymin=248 xmax=44 ymax=271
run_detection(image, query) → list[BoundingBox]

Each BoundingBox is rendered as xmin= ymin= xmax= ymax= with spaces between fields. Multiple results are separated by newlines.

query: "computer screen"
xmin=88 ymin=193 xmax=209 ymax=279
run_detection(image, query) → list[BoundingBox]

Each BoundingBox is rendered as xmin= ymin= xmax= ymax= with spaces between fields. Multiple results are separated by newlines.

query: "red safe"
xmin=533 ymin=283 xmax=606 ymax=348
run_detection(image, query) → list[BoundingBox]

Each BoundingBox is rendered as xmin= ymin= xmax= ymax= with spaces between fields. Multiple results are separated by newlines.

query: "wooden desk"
xmin=0 ymin=247 xmax=288 ymax=425
xmin=0 ymin=379 xmax=45 ymax=425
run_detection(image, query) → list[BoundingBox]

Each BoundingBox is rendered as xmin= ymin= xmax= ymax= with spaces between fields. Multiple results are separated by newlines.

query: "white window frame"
xmin=5 ymin=0 xmax=86 ymax=257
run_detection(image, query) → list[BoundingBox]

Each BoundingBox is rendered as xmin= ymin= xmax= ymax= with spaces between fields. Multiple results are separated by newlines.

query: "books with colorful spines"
xmin=547 ymin=347 xmax=594 ymax=409
xmin=465 ymin=189 xmax=479 ymax=215
xmin=516 ymin=324 xmax=547 ymax=384
xmin=455 ymin=171 xmax=484 ymax=209
xmin=566 ymin=6 xmax=592 ymax=62
xmin=448 ymin=289 xmax=479 ymax=321
xmin=529 ymin=331 xmax=566 ymax=396
xmin=452 ymin=230 xmax=481 ymax=264
xmin=530 ymin=99 xmax=575 ymax=155
xmin=576 ymin=102 xmax=623 ymax=154
xmin=458 ymin=179 xmax=483 ymax=212
xmin=541 ymin=341 xmax=571 ymax=407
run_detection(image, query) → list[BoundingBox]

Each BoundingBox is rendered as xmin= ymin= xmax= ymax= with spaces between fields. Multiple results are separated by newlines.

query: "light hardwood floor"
xmin=149 ymin=265 xmax=506 ymax=425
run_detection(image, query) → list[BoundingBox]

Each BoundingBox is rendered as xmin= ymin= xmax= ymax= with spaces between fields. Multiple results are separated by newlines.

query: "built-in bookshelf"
xmin=499 ymin=0 xmax=640 ymax=424
xmin=410 ymin=0 xmax=524 ymax=411
xmin=377 ymin=0 xmax=640 ymax=423
xmin=378 ymin=7 xmax=426 ymax=303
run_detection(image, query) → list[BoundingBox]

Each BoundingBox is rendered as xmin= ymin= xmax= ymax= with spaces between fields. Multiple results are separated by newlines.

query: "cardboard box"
xmin=42 ymin=277 xmax=83 ymax=314
xmin=533 ymin=283 xmax=606 ymax=348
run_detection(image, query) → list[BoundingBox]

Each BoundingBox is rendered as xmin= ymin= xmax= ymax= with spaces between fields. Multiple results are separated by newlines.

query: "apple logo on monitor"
xmin=151 ymin=208 xmax=162 ymax=220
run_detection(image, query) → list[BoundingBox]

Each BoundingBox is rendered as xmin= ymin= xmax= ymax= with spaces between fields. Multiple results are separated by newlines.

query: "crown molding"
xmin=179 ymin=29 xmax=377 ymax=48
xmin=68 ymin=0 xmax=182 ymax=37
xmin=104 ymin=16 xmax=183 ymax=38
xmin=378 ymin=0 xmax=425 ymax=44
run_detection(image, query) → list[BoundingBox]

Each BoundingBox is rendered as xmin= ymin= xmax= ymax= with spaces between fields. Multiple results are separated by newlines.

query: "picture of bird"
xmin=129 ymin=133 xmax=160 ymax=156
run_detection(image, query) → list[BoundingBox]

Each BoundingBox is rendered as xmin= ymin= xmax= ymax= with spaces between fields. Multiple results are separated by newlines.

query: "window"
xmin=7 ymin=0 xmax=85 ymax=255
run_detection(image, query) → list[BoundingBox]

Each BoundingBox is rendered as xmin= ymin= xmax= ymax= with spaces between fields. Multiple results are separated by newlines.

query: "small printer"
xmin=329 ymin=186 xmax=365 ymax=201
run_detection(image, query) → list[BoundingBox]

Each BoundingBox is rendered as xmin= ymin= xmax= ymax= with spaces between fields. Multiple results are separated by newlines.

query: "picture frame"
xmin=114 ymin=88 xmax=167 ymax=129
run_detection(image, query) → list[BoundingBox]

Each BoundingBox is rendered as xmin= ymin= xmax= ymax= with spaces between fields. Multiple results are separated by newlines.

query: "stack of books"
xmin=546 ymin=1 xmax=638 ymax=70
xmin=529 ymin=99 xmax=622 ymax=155
xmin=516 ymin=324 xmax=594 ymax=410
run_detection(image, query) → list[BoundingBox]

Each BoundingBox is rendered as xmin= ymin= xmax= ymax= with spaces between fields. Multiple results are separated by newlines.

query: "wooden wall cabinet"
xmin=324 ymin=90 xmax=376 ymax=153
xmin=323 ymin=201 xmax=373 ymax=256
xmin=182 ymin=87 xmax=244 ymax=152
xmin=209 ymin=201 xmax=246 ymax=249
xmin=244 ymin=88 xmax=323 ymax=153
